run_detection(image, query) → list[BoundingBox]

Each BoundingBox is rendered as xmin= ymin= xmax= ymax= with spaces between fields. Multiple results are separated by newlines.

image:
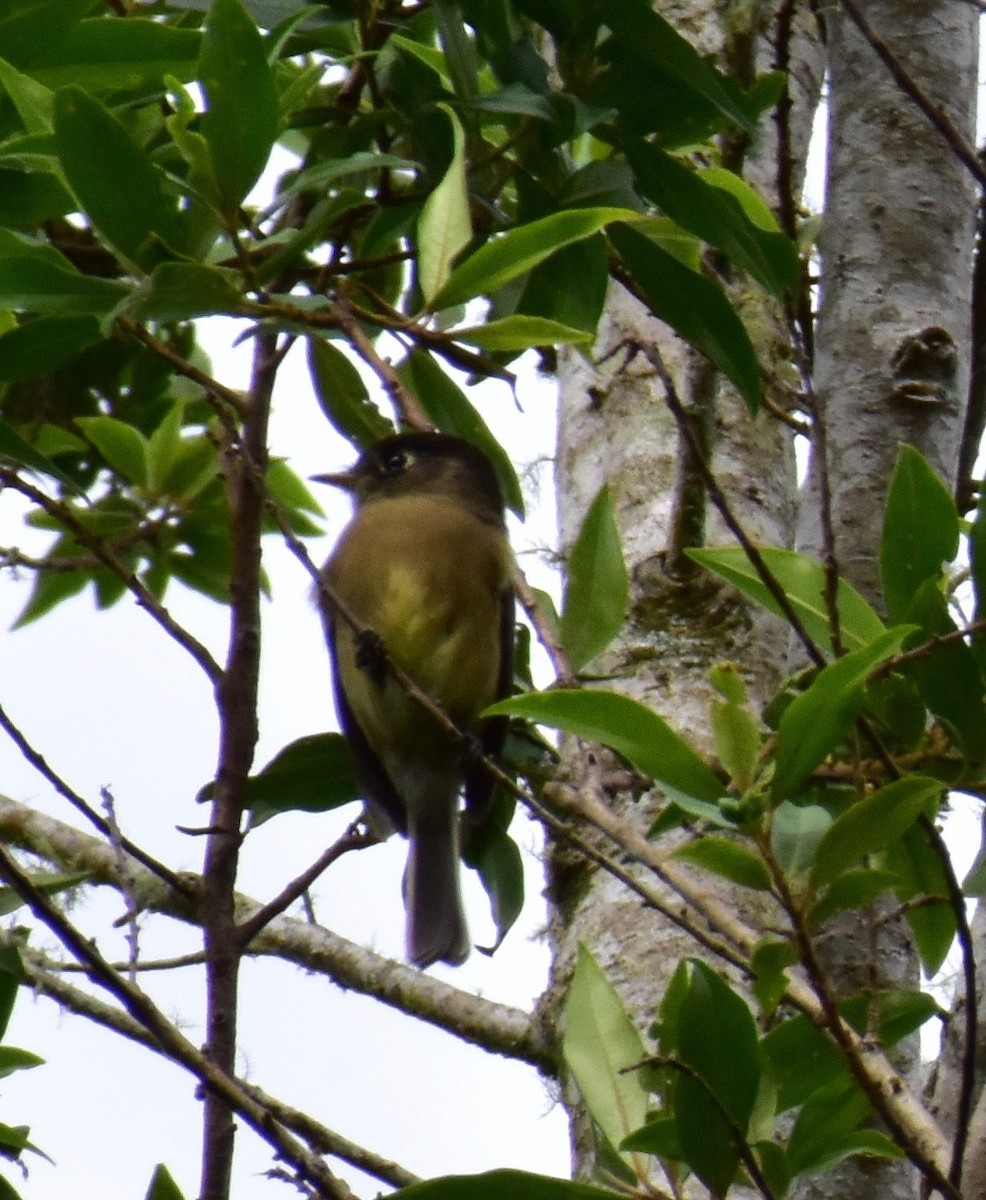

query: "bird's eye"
xmin=380 ymin=449 xmax=409 ymax=476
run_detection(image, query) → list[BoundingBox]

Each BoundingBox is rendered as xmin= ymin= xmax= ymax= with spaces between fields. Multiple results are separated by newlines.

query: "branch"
xmin=0 ymin=846 xmax=358 ymax=1200
xmin=0 ymin=470 xmax=222 ymax=684
xmin=0 ymin=797 xmax=553 ymax=1072
xmin=14 ymin=942 xmax=418 ymax=1191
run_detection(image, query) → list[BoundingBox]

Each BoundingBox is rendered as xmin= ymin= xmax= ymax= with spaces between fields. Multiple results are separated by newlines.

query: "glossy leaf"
xmin=672 ymin=836 xmax=771 ymax=891
xmin=884 ymin=822 xmax=955 ymax=976
xmin=398 ymin=348 xmax=524 ymax=517
xmin=144 ymin=1164 xmax=187 ymax=1200
xmin=880 ymin=444 xmax=958 ymax=624
xmin=674 ymin=960 xmax=759 ymax=1196
xmin=772 ymin=627 xmax=912 ymax=800
xmin=609 ymin=221 xmax=761 ymax=411
xmin=75 ymin=416 xmax=148 ymax=487
xmin=601 ymin=0 xmax=754 ymax=132
xmin=709 ymin=690 xmax=760 ymax=792
xmin=0 ymin=869 xmax=89 ymax=919
xmin=126 ymin=264 xmax=245 ymax=322
xmin=396 ymin=1169 xmax=621 ymax=1200
xmin=811 ymin=777 xmax=941 ymax=888
xmin=451 ymin=315 xmax=593 ymax=351
xmin=770 ymin=802 xmax=831 ymax=877
xmin=563 ymin=945 xmax=649 ymax=1158
xmin=808 ymin=868 xmax=899 ymax=929
xmin=487 ymin=689 xmax=726 ymax=810
xmin=0 ymin=416 xmax=85 ymax=493
xmin=969 ymin=488 xmax=986 ymax=674
xmin=432 ymin=207 xmax=636 ymax=310
xmin=199 ymin=0 xmax=280 ymax=208
xmin=418 ymin=103 xmax=471 ymax=303
xmin=53 ymin=87 xmax=185 ymax=270
xmin=559 ymin=485 xmax=628 ymax=672
xmin=0 ymin=314 xmax=100 ymax=380
xmin=307 ymin=337 xmax=394 ymax=449
xmin=627 ymin=141 xmax=798 ymax=296
xmin=467 ymin=824 xmax=525 ymax=953
xmin=688 ymin=546 xmax=885 ymax=654
xmin=201 ymin=733 xmax=360 ymax=825
xmin=750 ymin=936 xmax=796 ymax=1017
xmin=0 ymin=256 xmax=126 ymax=314
xmin=0 ymin=946 xmax=23 ymax=1042
xmin=902 ymin=579 xmax=986 ymax=762
xmin=32 ymin=20 xmax=200 ymax=92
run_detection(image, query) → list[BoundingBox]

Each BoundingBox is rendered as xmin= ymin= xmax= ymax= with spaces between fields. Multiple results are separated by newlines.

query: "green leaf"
xmin=0 ymin=945 xmax=23 ymax=1042
xmin=602 ymin=0 xmax=754 ymax=132
xmin=608 ymin=221 xmax=761 ymax=412
xmin=811 ymin=777 xmax=942 ymax=888
xmin=0 ymin=0 xmax=90 ymax=66
xmin=0 ymin=58 xmax=54 ymax=132
xmin=219 ymin=734 xmax=360 ymax=825
xmin=559 ymin=485 xmax=628 ymax=671
xmin=563 ymin=945 xmax=649 ymax=1157
xmin=969 ymin=489 xmax=986 ymax=674
xmin=750 ymin=935 xmax=796 ymax=1017
xmin=0 ymin=416 xmax=85 ymax=493
xmin=0 ymin=1048 xmax=43 ymax=1079
xmin=0 ymin=869 xmax=89 ymax=918
xmin=432 ymin=206 xmax=636 ymax=310
xmin=884 ymin=823 xmax=955 ymax=976
xmin=33 ymin=19 xmax=200 ymax=92
xmin=770 ymin=802 xmax=831 ymax=877
xmin=126 ymin=264 xmax=245 ymax=322
xmin=808 ymin=868 xmax=898 ymax=929
xmin=395 ymin=1169 xmax=621 ymax=1200
xmin=467 ymin=824 xmax=525 ymax=953
xmin=902 ymin=580 xmax=986 ymax=762
xmin=0 ymin=256 xmax=126 ymax=314
xmin=880 ymin=445 xmax=958 ymax=624
xmin=672 ymin=836 xmax=771 ymax=891
xmin=772 ymin=627 xmax=913 ymax=799
xmin=709 ymin=691 xmax=761 ymax=792
xmin=418 ymin=103 xmax=472 ymax=304
xmin=787 ymin=1080 xmax=873 ymax=1174
xmin=199 ymin=0 xmax=281 ymax=208
xmin=451 ymin=315 xmax=594 ymax=351
xmin=144 ymin=1164 xmax=187 ymax=1200
xmin=674 ymin=960 xmax=760 ymax=1196
xmin=306 ymin=338 xmax=393 ymax=449
xmin=75 ymin=417 xmax=148 ymax=487
xmin=398 ymin=348 xmax=524 ymax=518
xmin=688 ymin=547 xmax=886 ymax=655
xmin=0 ymin=314 xmax=100 ymax=380
xmin=626 ymin=141 xmax=798 ymax=296
xmin=487 ymin=689 xmax=726 ymax=810
xmin=53 ymin=87 xmax=185 ymax=270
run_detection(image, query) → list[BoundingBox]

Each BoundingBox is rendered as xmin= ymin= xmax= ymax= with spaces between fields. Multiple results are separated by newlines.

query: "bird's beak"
xmin=310 ymin=470 xmax=358 ymax=492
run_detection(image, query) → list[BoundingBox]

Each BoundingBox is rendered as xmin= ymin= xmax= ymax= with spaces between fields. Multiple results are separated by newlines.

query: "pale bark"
xmin=547 ymin=0 xmax=826 ymax=1182
xmin=549 ymin=0 xmax=978 ymax=1194
xmin=793 ymin=4 xmax=978 ymax=1198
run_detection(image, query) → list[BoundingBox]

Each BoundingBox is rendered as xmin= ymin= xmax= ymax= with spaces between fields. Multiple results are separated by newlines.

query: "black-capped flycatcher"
xmin=314 ymin=432 xmax=514 ymax=968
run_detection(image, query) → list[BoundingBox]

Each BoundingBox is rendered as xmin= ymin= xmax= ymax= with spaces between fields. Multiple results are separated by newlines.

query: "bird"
xmin=314 ymin=432 xmax=514 ymax=968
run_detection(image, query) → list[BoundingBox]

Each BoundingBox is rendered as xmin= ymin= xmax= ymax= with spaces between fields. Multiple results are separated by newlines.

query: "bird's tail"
xmin=405 ymin=816 xmax=470 ymax=969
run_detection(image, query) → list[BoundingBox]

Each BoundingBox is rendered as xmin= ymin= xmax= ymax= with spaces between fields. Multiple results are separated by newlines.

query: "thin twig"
xmin=0 ymin=470 xmax=223 ymax=684
xmin=236 ymin=821 xmax=377 ymax=947
xmin=0 ymin=847 xmax=357 ymax=1200
xmin=0 ymin=698 xmax=190 ymax=897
